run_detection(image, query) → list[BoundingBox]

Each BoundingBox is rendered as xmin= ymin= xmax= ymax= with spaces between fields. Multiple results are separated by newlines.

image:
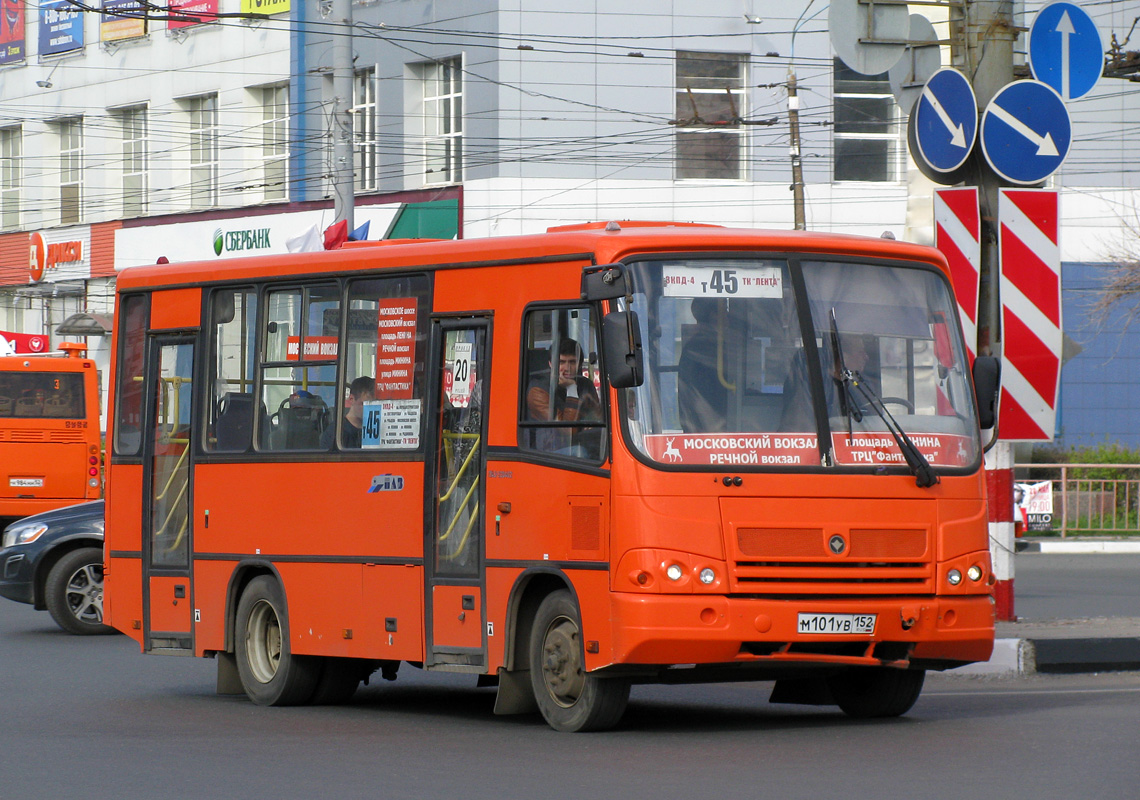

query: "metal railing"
xmin=1014 ymin=463 xmax=1140 ymax=537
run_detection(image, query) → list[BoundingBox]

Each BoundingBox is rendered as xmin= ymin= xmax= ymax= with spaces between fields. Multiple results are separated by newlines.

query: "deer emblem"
xmin=662 ymin=437 xmax=682 ymax=463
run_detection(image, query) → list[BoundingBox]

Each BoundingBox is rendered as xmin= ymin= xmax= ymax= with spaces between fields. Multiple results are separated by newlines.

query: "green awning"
xmin=384 ymin=199 xmax=459 ymax=240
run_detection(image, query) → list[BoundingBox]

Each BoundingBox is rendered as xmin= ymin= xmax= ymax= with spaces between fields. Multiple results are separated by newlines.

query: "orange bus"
xmin=1 ymin=343 xmax=103 ymax=527
xmin=104 ymin=222 xmax=1000 ymax=731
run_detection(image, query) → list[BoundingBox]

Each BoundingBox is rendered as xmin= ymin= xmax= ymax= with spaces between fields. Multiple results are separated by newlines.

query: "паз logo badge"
xmin=369 ymin=474 xmax=404 ymax=493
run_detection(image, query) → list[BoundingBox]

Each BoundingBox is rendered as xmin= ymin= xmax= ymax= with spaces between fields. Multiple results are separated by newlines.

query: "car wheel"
xmin=234 ymin=575 xmax=320 ymax=705
xmin=44 ymin=546 xmax=115 ymax=636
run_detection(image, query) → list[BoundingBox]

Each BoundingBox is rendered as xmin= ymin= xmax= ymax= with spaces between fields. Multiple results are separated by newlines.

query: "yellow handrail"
xmin=438 ymin=432 xmax=480 ymax=502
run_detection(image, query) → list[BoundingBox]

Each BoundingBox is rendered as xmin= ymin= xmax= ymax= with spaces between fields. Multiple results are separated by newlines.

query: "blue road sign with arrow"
xmin=1029 ymin=1 xmax=1104 ymax=101
xmin=981 ymin=80 xmax=1071 ymax=185
xmin=914 ymin=68 xmax=977 ymax=174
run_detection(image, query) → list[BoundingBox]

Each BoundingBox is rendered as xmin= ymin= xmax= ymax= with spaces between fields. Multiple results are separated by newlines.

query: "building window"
xmin=833 ymin=58 xmax=905 ymax=182
xmin=59 ymin=118 xmax=83 ymax=224
xmin=189 ymin=94 xmax=219 ymax=207
xmin=0 ymin=127 xmax=20 ymax=230
xmin=422 ymin=56 xmax=462 ymax=185
xmin=120 ymin=107 xmax=147 ymax=218
xmin=675 ymin=52 xmax=747 ymax=180
xmin=353 ymin=68 xmax=377 ymax=192
xmin=261 ymin=86 xmax=288 ymax=201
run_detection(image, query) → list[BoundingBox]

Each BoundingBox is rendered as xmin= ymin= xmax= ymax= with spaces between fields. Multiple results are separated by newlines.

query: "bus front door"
xmin=141 ymin=337 xmax=195 ymax=654
xmin=425 ymin=319 xmax=490 ymax=669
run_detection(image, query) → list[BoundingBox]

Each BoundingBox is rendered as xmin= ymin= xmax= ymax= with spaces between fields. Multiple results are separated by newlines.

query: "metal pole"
xmin=331 ymin=0 xmax=355 ymax=231
xmin=787 ymin=70 xmax=806 ymax=230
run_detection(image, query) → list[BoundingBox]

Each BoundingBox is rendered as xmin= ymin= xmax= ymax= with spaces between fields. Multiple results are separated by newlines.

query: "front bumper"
xmin=608 ymin=592 xmax=994 ymax=669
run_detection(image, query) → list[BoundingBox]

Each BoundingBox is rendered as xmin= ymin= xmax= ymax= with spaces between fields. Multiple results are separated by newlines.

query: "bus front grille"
xmin=731 ymin=527 xmax=933 ymax=594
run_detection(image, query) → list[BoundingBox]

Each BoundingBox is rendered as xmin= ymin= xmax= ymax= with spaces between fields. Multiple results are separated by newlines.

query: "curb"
xmin=1016 ymin=540 xmax=1140 ymax=554
xmin=949 ymin=636 xmax=1140 ymax=676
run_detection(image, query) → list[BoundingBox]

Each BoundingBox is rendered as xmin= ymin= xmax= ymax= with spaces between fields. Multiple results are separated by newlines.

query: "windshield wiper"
xmin=828 ymin=309 xmax=861 ymax=435
xmin=842 ymin=369 xmax=940 ymax=489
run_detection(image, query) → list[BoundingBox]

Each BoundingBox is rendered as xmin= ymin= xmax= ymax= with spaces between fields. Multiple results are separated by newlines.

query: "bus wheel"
xmin=308 ymin=658 xmax=370 ymax=705
xmin=235 ymin=576 xmax=319 ymax=706
xmin=528 ymin=590 xmax=630 ymax=732
xmin=827 ymin=667 xmax=925 ymax=718
xmin=45 ymin=547 xmax=114 ymax=636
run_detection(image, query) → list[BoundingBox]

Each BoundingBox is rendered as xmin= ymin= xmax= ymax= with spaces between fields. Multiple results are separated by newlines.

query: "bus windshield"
xmin=622 ymin=257 xmax=980 ymax=471
xmin=0 ymin=371 xmax=86 ymax=419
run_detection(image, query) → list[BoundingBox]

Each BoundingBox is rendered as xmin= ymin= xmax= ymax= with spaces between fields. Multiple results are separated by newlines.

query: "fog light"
xmin=967 ymin=565 xmax=983 ymax=582
xmin=947 ymin=569 xmax=962 ymax=586
xmin=666 ymin=564 xmax=683 ymax=581
xmin=699 ymin=568 xmax=715 ymax=585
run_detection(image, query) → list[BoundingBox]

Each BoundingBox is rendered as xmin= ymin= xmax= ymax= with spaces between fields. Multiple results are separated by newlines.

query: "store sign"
xmin=28 ymin=228 xmax=91 ymax=283
xmin=168 ymin=0 xmax=218 ymax=30
xmin=114 ymin=206 xmax=402 ymax=270
xmin=213 ymin=226 xmax=272 ymax=256
xmin=240 ymin=0 xmax=289 ymax=14
xmin=39 ymin=0 xmax=84 ymax=55
xmin=0 ymin=0 xmax=25 ymax=65
xmin=0 ymin=330 xmax=48 ymax=355
xmin=101 ymin=0 xmax=147 ymax=42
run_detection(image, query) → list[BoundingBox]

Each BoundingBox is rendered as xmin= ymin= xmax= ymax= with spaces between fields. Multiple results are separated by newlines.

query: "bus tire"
xmin=308 ymin=657 xmax=369 ymax=705
xmin=528 ymin=590 xmax=630 ymax=732
xmin=234 ymin=576 xmax=319 ymax=706
xmin=44 ymin=547 xmax=114 ymax=636
xmin=827 ymin=666 xmax=925 ymax=718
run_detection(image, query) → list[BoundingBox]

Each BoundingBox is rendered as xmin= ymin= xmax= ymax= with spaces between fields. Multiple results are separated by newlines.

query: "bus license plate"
xmin=797 ymin=613 xmax=876 ymax=635
xmin=10 ymin=478 xmax=44 ymax=488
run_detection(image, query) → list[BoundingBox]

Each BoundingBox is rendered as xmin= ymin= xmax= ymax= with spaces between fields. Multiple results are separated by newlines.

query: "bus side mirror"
xmin=603 ymin=311 xmax=643 ymax=388
xmin=581 ymin=264 xmax=628 ymax=301
xmin=972 ymin=356 xmax=1000 ymax=431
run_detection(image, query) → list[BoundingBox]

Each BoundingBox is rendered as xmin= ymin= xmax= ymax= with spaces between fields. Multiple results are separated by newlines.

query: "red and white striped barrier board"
xmin=934 ymin=187 xmax=981 ymax=360
xmin=998 ymin=188 xmax=1061 ymax=441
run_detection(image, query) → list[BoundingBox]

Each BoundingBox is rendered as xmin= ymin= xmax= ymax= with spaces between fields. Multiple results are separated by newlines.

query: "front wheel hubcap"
xmin=541 ymin=617 xmax=585 ymax=707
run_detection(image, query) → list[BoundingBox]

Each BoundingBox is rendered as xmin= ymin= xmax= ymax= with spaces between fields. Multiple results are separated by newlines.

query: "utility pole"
xmin=331 ymin=0 xmax=355 ymax=231
xmin=787 ymin=69 xmax=806 ymax=230
xmin=953 ymin=0 xmax=1019 ymax=621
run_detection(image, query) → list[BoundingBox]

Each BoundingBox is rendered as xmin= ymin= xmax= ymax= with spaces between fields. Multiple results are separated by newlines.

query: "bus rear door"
xmin=424 ymin=317 xmax=490 ymax=670
xmin=141 ymin=336 xmax=196 ymax=654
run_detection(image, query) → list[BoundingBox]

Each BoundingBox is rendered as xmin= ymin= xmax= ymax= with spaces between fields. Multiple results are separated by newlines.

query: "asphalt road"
xmin=1013 ymin=553 xmax=1140 ymax=620
xmin=2 ymin=596 xmax=1139 ymax=798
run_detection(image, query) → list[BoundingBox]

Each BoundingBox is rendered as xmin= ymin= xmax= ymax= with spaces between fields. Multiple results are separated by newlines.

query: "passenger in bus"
xmin=678 ymin=299 xmax=733 ymax=433
xmin=778 ymin=332 xmax=877 ymax=431
xmin=320 ymin=376 xmax=375 ymax=449
xmin=526 ymin=339 xmax=600 ymax=453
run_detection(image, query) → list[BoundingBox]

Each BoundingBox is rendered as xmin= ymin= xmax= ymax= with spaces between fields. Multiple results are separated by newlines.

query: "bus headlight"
xmin=967 ymin=565 xmax=983 ymax=582
xmin=699 ymin=568 xmax=716 ymax=585
xmin=947 ymin=569 xmax=963 ymax=586
xmin=666 ymin=564 xmax=683 ymax=581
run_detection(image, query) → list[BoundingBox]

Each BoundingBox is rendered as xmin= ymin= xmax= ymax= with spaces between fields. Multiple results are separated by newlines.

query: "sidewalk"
xmin=1016 ymin=537 xmax=1140 ymax=554
xmin=949 ymin=539 xmax=1140 ymax=675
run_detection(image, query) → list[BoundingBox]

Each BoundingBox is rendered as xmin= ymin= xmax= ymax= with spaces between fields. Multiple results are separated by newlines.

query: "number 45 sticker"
xmin=662 ymin=264 xmax=783 ymax=299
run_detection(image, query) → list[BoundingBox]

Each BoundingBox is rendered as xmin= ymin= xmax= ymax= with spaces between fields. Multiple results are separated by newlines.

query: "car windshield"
xmin=620 ymin=257 xmax=980 ymax=472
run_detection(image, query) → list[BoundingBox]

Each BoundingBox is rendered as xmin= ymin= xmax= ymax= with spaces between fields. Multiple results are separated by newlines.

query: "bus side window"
xmin=259 ymin=284 xmax=339 ymax=452
xmin=113 ymin=293 xmax=149 ymax=457
xmin=518 ymin=305 xmax=605 ymax=462
xmin=335 ymin=275 xmax=431 ymax=451
xmin=205 ymin=288 xmax=258 ymax=453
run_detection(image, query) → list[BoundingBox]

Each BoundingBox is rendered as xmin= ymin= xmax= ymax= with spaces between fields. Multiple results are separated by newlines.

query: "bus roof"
xmin=114 ymin=222 xmax=949 ymax=291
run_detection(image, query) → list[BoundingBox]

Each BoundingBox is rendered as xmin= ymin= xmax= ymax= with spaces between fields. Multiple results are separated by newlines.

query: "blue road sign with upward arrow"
xmin=1029 ymin=2 xmax=1104 ymax=101
xmin=914 ymin=68 xmax=977 ymax=174
xmin=981 ymin=80 xmax=1071 ymax=185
